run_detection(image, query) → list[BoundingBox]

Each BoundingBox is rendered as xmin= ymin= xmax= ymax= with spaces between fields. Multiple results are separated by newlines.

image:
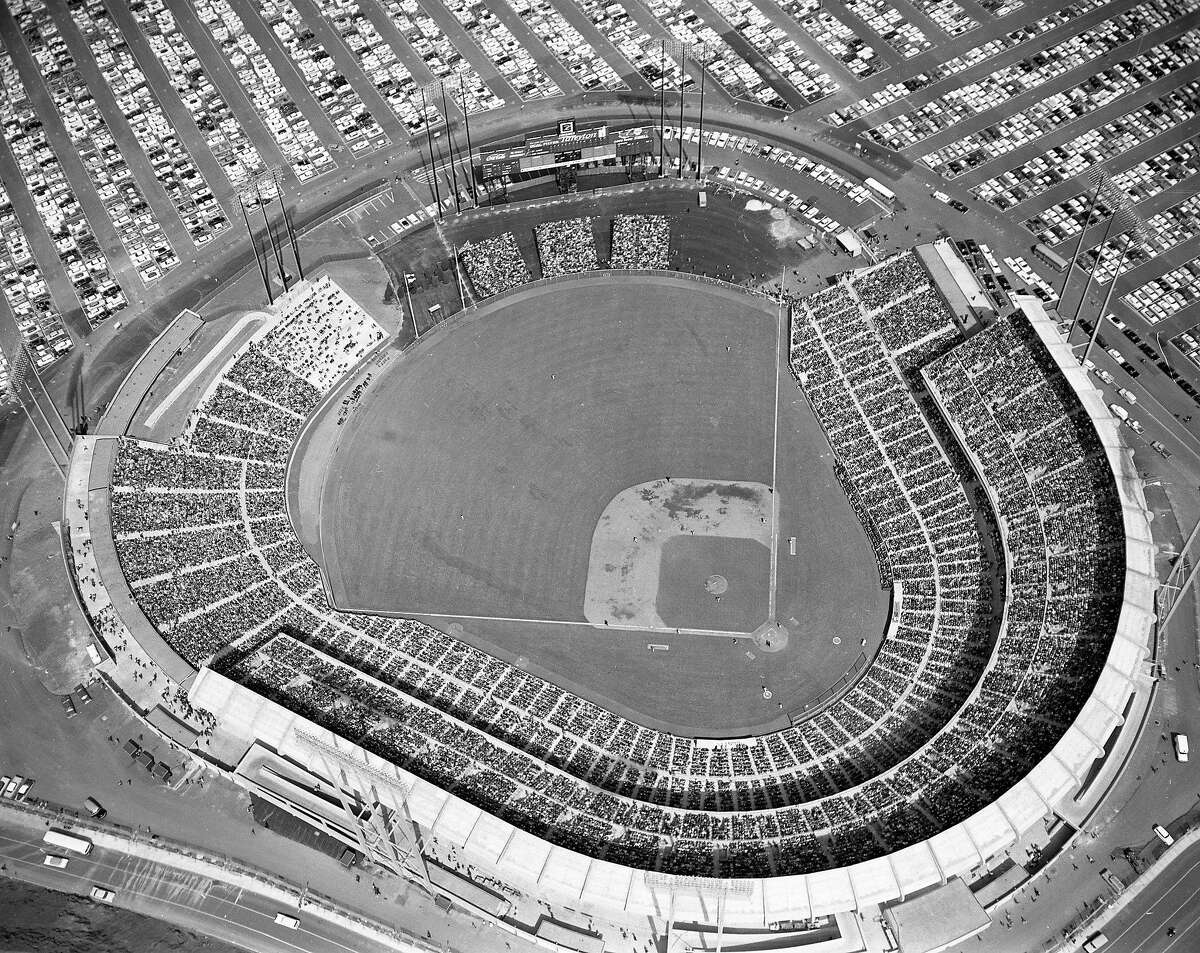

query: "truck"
xmin=1108 ymin=403 xmax=1129 ymax=422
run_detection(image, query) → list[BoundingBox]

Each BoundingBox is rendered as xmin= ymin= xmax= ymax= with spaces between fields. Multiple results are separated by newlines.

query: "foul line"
xmin=767 ymin=291 xmax=785 ymax=621
xmin=409 ymin=610 xmax=753 ymax=639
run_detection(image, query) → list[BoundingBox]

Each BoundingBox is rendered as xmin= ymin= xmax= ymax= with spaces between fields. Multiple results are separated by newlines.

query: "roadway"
xmin=1081 ymin=843 xmax=1200 ymax=953
xmin=0 ymin=809 xmax=414 ymax=953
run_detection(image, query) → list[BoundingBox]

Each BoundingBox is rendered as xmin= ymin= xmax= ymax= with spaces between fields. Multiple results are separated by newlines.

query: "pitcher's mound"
xmin=583 ymin=478 xmax=772 ymax=632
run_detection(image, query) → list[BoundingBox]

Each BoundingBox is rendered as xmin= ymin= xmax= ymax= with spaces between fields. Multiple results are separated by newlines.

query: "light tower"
xmin=1079 ymin=191 xmax=1148 ymax=366
xmin=417 ymin=85 xmax=444 ymax=220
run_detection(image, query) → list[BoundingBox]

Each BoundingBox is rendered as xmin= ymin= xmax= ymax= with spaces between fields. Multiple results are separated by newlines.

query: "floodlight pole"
xmin=1062 ymin=172 xmax=1104 ymax=310
xmin=1082 ymin=230 xmax=1135 ymax=367
xmin=1069 ymin=206 xmax=1122 ymax=331
xmin=658 ymin=40 xmax=666 ymax=177
xmin=420 ymin=87 xmax=443 ymax=220
xmin=437 ymin=81 xmax=462 ymax=214
xmin=677 ymin=43 xmax=687 ymax=179
xmin=695 ymin=47 xmax=705 ymax=181
xmin=239 ymin=194 xmax=271 ymax=303
xmin=457 ymin=75 xmax=477 ymax=206
xmin=403 ymin=273 xmax=417 ymax=339
xmin=273 ymin=168 xmax=304 ymax=282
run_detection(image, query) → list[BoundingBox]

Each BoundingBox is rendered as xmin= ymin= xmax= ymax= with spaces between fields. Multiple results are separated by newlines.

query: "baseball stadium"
xmin=2 ymin=1 xmax=1195 ymax=948
xmin=64 ymin=197 xmax=1155 ymax=947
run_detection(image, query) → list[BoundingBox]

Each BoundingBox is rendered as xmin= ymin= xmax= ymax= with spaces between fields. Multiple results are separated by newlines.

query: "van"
xmin=274 ymin=913 xmax=300 ymax=929
xmin=1173 ymin=733 xmax=1189 ymax=762
xmin=43 ymin=855 xmax=69 ymax=868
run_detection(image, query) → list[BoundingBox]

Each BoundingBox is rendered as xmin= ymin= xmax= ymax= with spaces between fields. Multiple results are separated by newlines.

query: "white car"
xmin=90 ymin=886 xmax=115 ymax=903
xmin=43 ymin=855 xmax=69 ymax=868
xmin=274 ymin=913 xmax=300 ymax=929
xmin=1118 ymin=387 xmax=1138 ymax=404
xmin=1153 ymin=823 xmax=1174 ymax=846
xmin=1173 ymin=733 xmax=1189 ymax=762
xmin=1108 ymin=403 xmax=1129 ymax=422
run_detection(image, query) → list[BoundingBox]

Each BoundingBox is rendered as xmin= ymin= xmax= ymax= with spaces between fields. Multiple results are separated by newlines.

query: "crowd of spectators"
xmin=460 ymin=233 xmax=532 ymax=298
xmin=103 ymin=264 xmax=1127 ymax=879
xmin=609 ymin=215 xmax=671 ymax=270
xmin=535 ymin=218 xmax=600 ymax=277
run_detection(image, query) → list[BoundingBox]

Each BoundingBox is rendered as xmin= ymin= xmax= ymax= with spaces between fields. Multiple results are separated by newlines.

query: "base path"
xmin=583 ymin=478 xmax=771 ymax=630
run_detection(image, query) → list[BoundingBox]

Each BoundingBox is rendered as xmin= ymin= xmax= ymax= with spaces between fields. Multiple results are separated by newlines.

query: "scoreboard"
xmin=477 ymin=119 xmax=655 ymax=181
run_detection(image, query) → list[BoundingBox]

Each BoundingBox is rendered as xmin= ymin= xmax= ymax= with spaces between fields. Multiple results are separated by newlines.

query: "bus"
xmin=864 ymin=177 xmax=895 ymax=203
xmin=44 ymin=829 xmax=94 ymax=855
xmin=1033 ymin=242 xmax=1068 ymax=272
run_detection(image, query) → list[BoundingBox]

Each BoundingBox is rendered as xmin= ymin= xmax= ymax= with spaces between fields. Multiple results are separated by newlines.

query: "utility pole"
xmin=419 ymin=87 xmax=443 ymax=220
xmin=695 ymin=45 xmax=705 ymax=181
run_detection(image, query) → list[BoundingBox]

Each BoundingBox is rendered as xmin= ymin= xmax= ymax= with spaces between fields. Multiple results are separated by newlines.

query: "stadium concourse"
xmin=59 ymin=230 xmax=1157 ymax=949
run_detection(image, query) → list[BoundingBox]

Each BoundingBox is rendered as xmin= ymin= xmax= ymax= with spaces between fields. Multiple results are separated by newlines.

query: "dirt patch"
xmin=0 ymin=878 xmax=244 ymax=953
xmin=583 ymin=478 xmax=770 ymax=629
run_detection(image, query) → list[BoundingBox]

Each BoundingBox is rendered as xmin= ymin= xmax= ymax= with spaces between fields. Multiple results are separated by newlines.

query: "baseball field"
xmin=303 ymin=274 xmax=889 ymax=734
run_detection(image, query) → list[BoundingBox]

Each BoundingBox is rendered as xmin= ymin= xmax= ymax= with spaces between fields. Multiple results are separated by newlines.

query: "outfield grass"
xmin=309 ymin=274 xmax=888 ymax=734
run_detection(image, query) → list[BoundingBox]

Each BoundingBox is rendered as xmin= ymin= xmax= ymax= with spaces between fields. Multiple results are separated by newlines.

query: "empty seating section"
xmin=191 ymin=0 xmax=336 ymax=181
xmin=68 ymin=0 xmax=229 ymax=247
xmin=536 ymin=217 xmax=600 ymax=276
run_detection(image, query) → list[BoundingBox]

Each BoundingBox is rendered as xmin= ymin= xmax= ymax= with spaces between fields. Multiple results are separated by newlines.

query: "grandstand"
xmin=76 ymin=250 xmax=1154 ymax=925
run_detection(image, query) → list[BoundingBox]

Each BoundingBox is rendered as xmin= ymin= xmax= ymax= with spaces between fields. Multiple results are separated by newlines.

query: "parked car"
xmin=42 ymin=855 xmax=69 ymax=868
xmin=61 ymin=696 xmax=76 ymax=718
xmin=89 ymin=886 xmax=115 ymax=903
xmin=1153 ymin=823 xmax=1174 ymax=846
xmin=1173 ymin=733 xmax=1189 ymax=763
xmin=1082 ymin=932 xmax=1109 ymax=952
xmin=84 ymin=797 xmax=106 ymax=818
xmin=274 ymin=913 xmax=300 ymax=929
